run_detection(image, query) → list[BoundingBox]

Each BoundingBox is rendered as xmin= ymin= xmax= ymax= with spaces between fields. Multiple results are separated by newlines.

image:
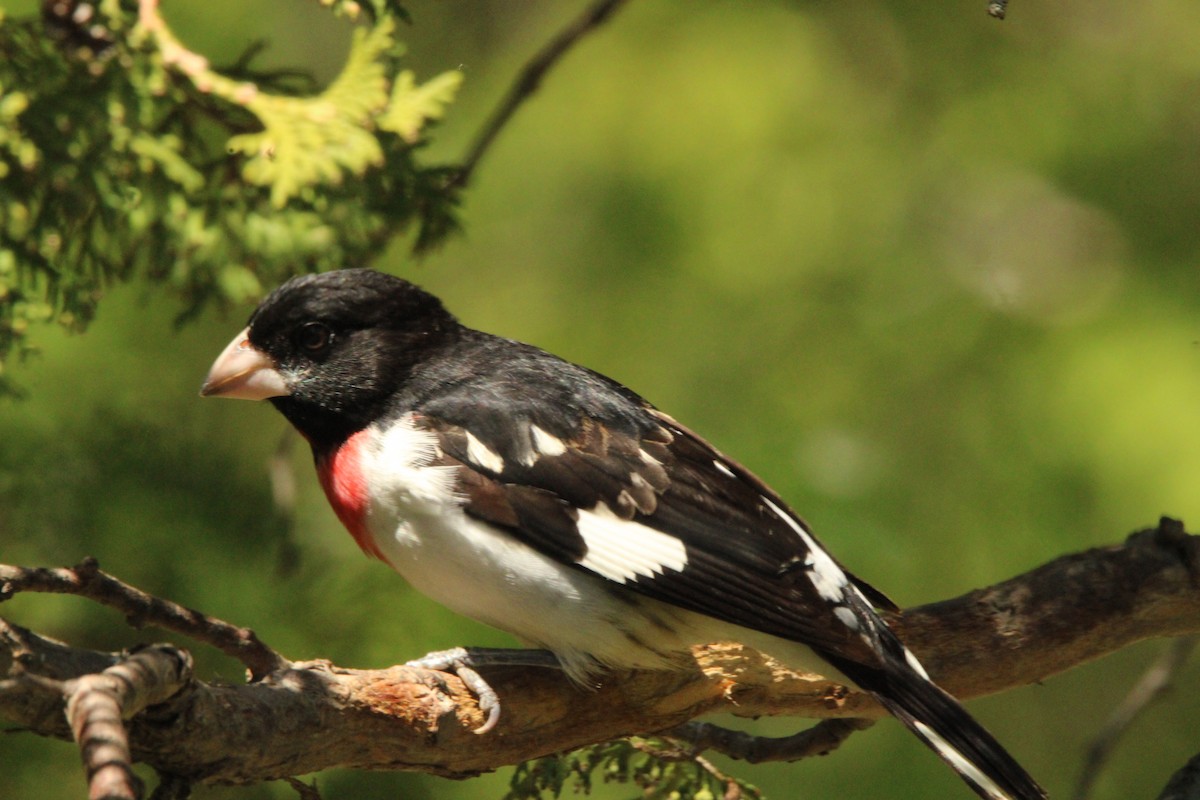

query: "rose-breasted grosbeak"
xmin=201 ymin=269 xmax=1045 ymax=800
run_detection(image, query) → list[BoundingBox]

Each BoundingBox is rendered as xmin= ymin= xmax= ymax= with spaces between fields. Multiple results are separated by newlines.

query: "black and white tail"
xmin=825 ymin=638 xmax=1047 ymax=800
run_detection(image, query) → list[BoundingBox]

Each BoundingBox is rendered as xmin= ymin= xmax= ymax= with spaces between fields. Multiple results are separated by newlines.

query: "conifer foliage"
xmin=0 ymin=0 xmax=462 ymax=391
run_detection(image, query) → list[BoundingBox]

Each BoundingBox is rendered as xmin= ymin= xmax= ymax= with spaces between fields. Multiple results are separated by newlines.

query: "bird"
xmin=200 ymin=268 xmax=1046 ymax=800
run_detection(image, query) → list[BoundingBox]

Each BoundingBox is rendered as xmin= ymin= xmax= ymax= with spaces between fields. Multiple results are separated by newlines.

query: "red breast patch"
xmin=317 ymin=429 xmax=388 ymax=563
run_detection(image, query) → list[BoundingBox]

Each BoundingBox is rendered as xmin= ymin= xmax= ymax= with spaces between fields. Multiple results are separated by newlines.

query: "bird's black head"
xmin=202 ymin=269 xmax=460 ymax=449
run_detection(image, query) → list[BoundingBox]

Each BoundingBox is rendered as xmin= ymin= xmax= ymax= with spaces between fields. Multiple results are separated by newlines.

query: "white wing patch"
xmin=762 ymin=497 xmax=848 ymax=602
xmin=834 ymin=605 xmax=860 ymax=630
xmin=465 ymin=430 xmax=505 ymax=473
xmin=713 ymin=459 xmax=736 ymax=478
xmin=577 ymin=502 xmax=688 ymax=583
xmin=530 ymin=425 xmax=568 ymax=457
xmin=639 ymin=447 xmax=662 ymax=465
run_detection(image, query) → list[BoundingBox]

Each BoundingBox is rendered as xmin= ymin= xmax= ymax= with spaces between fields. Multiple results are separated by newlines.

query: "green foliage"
xmin=0 ymin=0 xmax=462 ymax=387
xmin=4 ymin=3 xmax=1200 ymax=800
xmin=381 ymin=68 xmax=464 ymax=142
xmin=507 ymin=738 xmax=761 ymax=800
xmin=225 ymin=18 xmax=413 ymax=207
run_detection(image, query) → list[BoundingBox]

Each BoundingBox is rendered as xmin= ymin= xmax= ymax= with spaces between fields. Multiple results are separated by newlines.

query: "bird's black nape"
xmin=244 ymin=269 xmax=462 ymax=451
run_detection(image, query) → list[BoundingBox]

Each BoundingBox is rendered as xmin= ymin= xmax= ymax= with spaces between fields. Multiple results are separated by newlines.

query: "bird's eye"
xmin=297 ymin=322 xmax=333 ymax=353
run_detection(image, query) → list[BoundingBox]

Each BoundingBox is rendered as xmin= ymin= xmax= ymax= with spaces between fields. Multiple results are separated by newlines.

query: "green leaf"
xmin=217 ymin=264 xmax=264 ymax=304
xmin=129 ymin=133 xmax=204 ymax=193
xmin=380 ymin=68 xmax=464 ymax=143
xmin=227 ymin=20 xmax=396 ymax=207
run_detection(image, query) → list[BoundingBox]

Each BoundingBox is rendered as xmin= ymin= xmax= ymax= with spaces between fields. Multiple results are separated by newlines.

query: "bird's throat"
xmin=316 ymin=429 xmax=388 ymax=563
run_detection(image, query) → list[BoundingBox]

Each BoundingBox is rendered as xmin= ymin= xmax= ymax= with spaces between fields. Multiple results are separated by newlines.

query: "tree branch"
xmin=0 ymin=559 xmax=288 ymax=680
xmin=667 ymin=718 xmax=877 ymax=764
xmin=2 ymin=518 xmax=1197 ymax=792
xmin=890 ymin=517 xmax=1199 ymax=699
xmin=65 ymin=645 xmax=193 ymax=800
xmin=451 ymin=0 xmax=631 ymax=189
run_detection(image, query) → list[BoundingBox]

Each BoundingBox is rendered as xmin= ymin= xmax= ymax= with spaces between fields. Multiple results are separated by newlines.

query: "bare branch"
xmin=65 ymin=645 xmax=193 ymax=800
xmin=147 ymin=772 xmax=192 ymax=800
xmin=0 ymin=559 xmax=288 ymax=679
xmin=1 ymin=620 xmax=118 ymax=742
xmin=451 ymin=0 xmax=631 ymax=189
xmin=1 ymin=617 xmax=118 ymax=680
xmin=1 ymin=519 xmax=1198 ymax=789
xmin=282 ymin=777 xmax=323 ymax=800
xmin=889 ymin=517 xmax=1200 ymax=700
xmin=667 ymin=718 xmax=876 ymax=764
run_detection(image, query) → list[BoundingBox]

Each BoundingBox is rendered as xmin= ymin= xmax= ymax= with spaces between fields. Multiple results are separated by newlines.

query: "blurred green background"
xmin=3 ymin=1 xmax=1200 ymax=798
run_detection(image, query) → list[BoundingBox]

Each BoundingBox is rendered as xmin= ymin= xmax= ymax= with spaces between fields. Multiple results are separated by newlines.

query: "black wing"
xmin=407 ymin=344 xmax=894 ymax=660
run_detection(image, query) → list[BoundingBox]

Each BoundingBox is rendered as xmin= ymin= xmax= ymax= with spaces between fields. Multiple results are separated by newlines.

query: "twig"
xmin=0 ymin=559 xmax=289 ymax=680
xmin=667 ymin=718 xmax=876 ymax=764
xmin=628 ymin=738 xmax=758 ymax=800
xmin=1 ymin=616 xmax=118 ymax=682
xmin=450 ymin=0 xmax=631 ymax=189
xmin=632 ymin=736 xmax=761 ymax=800
xmin=0 ymin=669 xmax=69 ymax=699
xmin=148 ymin=772 xmax=192 ymax=800
xmin=283 ymin=777 xmax=324 ymax=800
xmin=1074 ymin=636 xmax=1198 ymax=800
xmin=65 ymin=644 xmax=193 ymax=800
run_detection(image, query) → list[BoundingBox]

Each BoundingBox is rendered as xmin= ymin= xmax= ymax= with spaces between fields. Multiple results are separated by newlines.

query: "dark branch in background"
xmin=451 ymin=0 xmax=631 ymax=189
xmin=282 ymin=777 xmax=323 ymax=800
xmin=667 ymin=718 xmax=876 ymax=764
xmin=148 ymin=772 xmax=193 ymax=800
xmin=1074 ymin=636 xmax=1198 ymax=800
xmin=0 ymin=559 xmax=288 ymax=680
xmin=2 ymin=518 xmax=1199 ymax=798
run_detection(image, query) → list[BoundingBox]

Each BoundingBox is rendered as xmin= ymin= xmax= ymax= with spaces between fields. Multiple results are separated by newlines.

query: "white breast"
xmin=353 ymin=414 xmax=838 ymax=684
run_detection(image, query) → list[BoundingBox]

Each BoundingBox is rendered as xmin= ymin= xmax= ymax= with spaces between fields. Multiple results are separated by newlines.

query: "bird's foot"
xmin=406 ymin=646 xmax=561 ymax=734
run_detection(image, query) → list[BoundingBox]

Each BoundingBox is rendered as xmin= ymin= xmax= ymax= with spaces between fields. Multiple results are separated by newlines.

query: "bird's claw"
xmin=406 ymin=647 xmax=562 ymax=734
xmin=406 ymin=647 xmax=502 ymax=734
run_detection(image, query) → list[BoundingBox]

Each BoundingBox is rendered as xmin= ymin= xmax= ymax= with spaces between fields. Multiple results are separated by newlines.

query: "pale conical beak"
xmin=200 ymin=327 xmax=290 ymax=400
